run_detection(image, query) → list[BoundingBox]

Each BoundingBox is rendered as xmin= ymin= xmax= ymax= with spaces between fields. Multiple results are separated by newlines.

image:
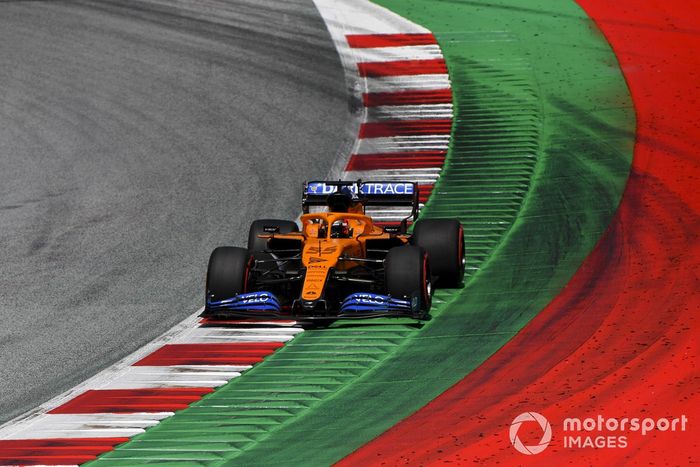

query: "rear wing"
xmin=302 ymin=180 xmax=419 ymax=221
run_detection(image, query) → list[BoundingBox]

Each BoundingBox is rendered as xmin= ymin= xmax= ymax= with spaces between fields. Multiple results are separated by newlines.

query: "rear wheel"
xmin=247 ymin=219 xmax=299 ymax=253
xmin=411 ymin=218 xmax=465 ymax=287
xmin=385 ymin=246 xmax=431 ymax=318
xmin=206 ymin=246 xmax=251 ymax=303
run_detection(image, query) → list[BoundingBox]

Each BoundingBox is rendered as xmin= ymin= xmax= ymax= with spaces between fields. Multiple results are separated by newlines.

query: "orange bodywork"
xmin=262 ymin=212 xmax=409 ymax=301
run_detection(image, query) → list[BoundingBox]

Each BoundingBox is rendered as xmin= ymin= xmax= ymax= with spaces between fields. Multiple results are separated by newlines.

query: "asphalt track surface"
xmin=0 ymin=0 xmax=350 ymax=424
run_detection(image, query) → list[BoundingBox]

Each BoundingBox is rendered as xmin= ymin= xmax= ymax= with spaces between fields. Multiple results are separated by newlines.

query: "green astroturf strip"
xmin=88 ymin=1 xmax=634 ymax=465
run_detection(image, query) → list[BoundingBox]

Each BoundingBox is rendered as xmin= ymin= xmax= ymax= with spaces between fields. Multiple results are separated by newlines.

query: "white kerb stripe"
xmin=176 ymin=327 xmax=300 ymax=344
xmin=351 ymin=45 xmax=443 ymax=63
xmin=177 ymin=326 xmax=303 ymax=339
xmin=312 ymin=0 xmax=430 ymax=35
xmin=355 ymin=136 xmax=450 ymax=154
xmin=366 ymin=75 xmax=451 ymax=93
xmin=368 ymin=104 xmax=453 ymax=121
xmin=2 ymin=413 xmax=171 ymax=440
xmin=347 ymin=171 xmax=440 ymax=184
xmin=98 ymin=366 xmax=244 ymax=389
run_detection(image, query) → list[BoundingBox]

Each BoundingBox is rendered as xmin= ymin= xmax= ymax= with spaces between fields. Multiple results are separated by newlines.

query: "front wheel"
xmin=206 ymin=246 xmax=251 ymax=303
xmin=385 ymin=246 xmax=431 ymax=318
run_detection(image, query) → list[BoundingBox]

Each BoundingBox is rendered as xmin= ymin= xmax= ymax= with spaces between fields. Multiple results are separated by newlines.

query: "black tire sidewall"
xmin=206 ymin=246 xmax=251 ymax=301
xmin=412 ymin=218 xmax=465 ymax=287
xmin=385 ymin=246 xmax=431 ymax=312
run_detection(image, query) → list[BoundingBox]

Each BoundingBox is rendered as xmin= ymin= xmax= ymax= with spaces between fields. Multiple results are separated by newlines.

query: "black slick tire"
xmin=206 ymin=246 xmax=251 ymax=302
xmin=411 ymin=219 xmax=465 ymax=287
xmin=385 ymin=245 xmax=431 ymax=316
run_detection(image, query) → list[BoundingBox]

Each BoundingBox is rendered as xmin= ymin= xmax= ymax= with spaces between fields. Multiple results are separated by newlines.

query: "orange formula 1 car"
xmin=203 ymin=180 xmax=464 ymax=320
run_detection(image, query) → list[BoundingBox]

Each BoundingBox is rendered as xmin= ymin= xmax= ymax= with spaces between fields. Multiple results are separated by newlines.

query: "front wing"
xmin=203 ymin=291 xmax=422 ymax=320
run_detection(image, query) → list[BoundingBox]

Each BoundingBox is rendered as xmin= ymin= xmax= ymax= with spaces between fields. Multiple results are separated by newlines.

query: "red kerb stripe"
xmin=134 ymin=343 xmax=282 ymax=366
xmin=0 ymin=446 xmax=113 ymax=456
xmin=418 ymin=184 xmax=434 ymax=203
xmin=49 ymin=388 xmax=213 ymax=414
xmin=346 ymin=151 xmax=446 ymax=171
xmin=359 ymin=120 xmax=452 ymax=138
xmin=358 ymin=59 xmax=447 ymax=77
xmin=0 ymin=438 xmax=129 ymax=448
xmin=364 ymin=89 xmax=452 ymax=107
xmin=347 ymin=33 xmax=437 ymax=48
xmin=0 ymin=454 xmax=98 ymax=465
xmin=0 ymin=438 xmax=129 ymax=465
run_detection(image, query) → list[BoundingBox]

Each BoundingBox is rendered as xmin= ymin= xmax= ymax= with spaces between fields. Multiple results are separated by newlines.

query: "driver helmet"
xmin=330 ymin=220 xmax=351 ymax=238
xmin=327 ymin=187 xmax=358 ymax=213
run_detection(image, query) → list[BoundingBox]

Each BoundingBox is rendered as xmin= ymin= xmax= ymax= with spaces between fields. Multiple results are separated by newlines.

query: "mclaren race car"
xmin=203 ymin=180 xmax=464 ymax=320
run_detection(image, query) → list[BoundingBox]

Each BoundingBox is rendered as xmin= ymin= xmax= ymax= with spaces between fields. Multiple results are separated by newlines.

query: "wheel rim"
xmin=423 ymin=253 xmax=432 ymax=308
xmin=243 ymin=255 xmax=253 ymax=293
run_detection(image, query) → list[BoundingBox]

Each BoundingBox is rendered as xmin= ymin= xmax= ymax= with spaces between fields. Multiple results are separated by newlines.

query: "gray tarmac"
xmin=0 ymin=0 xmax=350 ymax=423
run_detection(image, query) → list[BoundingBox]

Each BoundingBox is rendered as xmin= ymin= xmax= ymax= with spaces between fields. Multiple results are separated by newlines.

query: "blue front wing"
xmin=206 ymin=292 xmax=282 ymax=313
xmin=205 ymin=291 xmax=417 ymax=319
